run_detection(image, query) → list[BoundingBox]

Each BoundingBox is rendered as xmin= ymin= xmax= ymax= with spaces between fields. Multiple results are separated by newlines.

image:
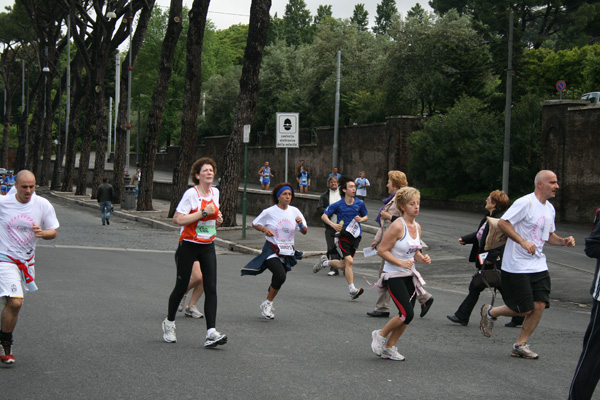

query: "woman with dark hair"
xmin=447 ymin=190 xmax=523 ymax=327
xmin=241 ymin=182 xmax=308 ymax=319
xmin=162 ymin=157 xmax=227 ymax=348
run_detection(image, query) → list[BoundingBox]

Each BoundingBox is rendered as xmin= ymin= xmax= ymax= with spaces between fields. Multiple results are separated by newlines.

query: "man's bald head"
xmin=15 ymin=170 xmax=36 ymax=185
xmin=15 ymin=170 xmax=36 ymax=204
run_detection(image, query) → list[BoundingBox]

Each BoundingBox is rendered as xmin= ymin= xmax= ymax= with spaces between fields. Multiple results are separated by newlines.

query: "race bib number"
xmin=277 ymin=243 xmax=294 ymax=256
xmin=345 ymin=219 xmax=360 ymax=238
xmin=196 ymin=224 xmax=217 ymax=236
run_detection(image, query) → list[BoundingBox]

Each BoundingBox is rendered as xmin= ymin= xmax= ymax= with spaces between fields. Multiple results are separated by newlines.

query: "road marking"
xmin=38 ymin=244 xmax=232 ymax=255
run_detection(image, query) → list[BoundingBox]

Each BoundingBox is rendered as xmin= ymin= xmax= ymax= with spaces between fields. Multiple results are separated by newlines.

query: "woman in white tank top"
xmin=370 ymin=187 xmax=432 ymax=361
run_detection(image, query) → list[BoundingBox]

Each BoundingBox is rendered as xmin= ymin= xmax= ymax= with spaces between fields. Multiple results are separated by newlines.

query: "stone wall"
xmin=541 ymin=100 xmax=600 ymax=222
xmin=154 ymin=116 xmax=423 ymax=200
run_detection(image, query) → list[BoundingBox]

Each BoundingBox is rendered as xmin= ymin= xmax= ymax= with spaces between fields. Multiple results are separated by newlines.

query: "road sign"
xmin=243 ymin=124 xmax=250 ymax=143
xmin=276 ymin=112 xmax=299 ymax=148
xmin=556 ymin=80 xmax=566 ymax=92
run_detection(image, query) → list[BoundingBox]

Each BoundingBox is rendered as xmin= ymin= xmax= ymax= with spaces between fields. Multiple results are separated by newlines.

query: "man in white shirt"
xmin=0 ymin=170 xmax=60 ymax=365
xmin=480 ymin=170 xmax=575 ymax=359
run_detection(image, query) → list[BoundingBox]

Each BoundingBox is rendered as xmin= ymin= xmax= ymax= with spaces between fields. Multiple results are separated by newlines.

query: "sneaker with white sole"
xmin=381 ymin=346 xmax=405 ymax=361
xmin=260 ymin=300 xmax=275 ymax=319
xmin=177 ymin=294 xmax=187 ymax=312
xmin=204 ymin=330 xmax=228 ymax=348
xmin=480 ymin=304 xmax=496 ymax=337
xmin=162 ymin=318 xmax=177 ymax=343
xmin=0 ymin=339 xmax=15 ymax=365
xmin=350 ymin=287 xmax=364 ymax=300
xmin=511 ymin=343 xmax=539 ymax=359
xmin=313 ymin=255 xmax=328 ymax=273
xmin=371 ymin=329 xmax=386 ymax=356
xmin=185 ymin=305 xmax=204 ymax=319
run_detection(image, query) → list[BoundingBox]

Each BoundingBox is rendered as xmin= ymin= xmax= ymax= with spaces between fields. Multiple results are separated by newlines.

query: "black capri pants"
xmin=264 ymin=257 xmax=288 ymax=291
xmin=387 ymin=276 xmax=416 ymax=325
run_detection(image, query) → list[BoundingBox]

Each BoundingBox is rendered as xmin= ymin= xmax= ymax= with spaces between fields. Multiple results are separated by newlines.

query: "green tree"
xmin=314 ymin=4 xmax=333 ymax=25
xmin=282 ymin=0 xmax=313 ymax=46
xmin=351 ymin=3 xmax=369 ymax=31
xmin=373 ymin=0 xmax=398 ymax=35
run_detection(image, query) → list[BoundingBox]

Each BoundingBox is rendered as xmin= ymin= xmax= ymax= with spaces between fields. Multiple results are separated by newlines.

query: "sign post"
xmin=556 ymin=80 xmax=566 ymax=100
xmin=276 ymin=112 xmax=299 ymax=183
xmin=242 ymin=124 xmax=250 ymax=239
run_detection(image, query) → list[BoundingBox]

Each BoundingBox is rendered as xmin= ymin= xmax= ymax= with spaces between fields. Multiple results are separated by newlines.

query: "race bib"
xmin=345 ymin=219 xmax=361 ymax=238
xmin=196 ymin=224 xmax=217 ymax=237
xmin=277 ymin=243 xmax=294 ymax=256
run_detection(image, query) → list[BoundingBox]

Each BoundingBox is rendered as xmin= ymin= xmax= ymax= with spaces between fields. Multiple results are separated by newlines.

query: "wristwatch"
xmin=201 ymin=209 xmax=208 ymax=218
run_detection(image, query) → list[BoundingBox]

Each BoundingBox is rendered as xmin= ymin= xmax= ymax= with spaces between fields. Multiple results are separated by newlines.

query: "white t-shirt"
xmin=176 ymin=186 xmax=219 ymax=244
xmin=501 ymin=192 xmax=556 ymax=273
xmin=253 ymin=205 xmax=306 ymax=260
xmin=0 ymin=193 xmax=60 ymax=260
xmin=355 ymin=178 xmax=370 ymax=197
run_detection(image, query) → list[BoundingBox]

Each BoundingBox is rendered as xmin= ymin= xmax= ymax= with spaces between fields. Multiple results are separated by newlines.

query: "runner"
xmin=241 ymin=183 xmax=307 ymax=319
xmin=313 ymin=176 xmax=367 ymax=300
xmin=162 ymin=157 xmax=227 ymax=348
xmin=370 ymin=187 xmax=431 ymax=361
xmin=0 ymin=170 xmax=60 ymax=365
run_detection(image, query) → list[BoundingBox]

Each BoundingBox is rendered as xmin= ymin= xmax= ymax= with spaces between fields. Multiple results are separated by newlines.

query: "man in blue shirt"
xmin=314 ymin=177 xmax=368 ymax=300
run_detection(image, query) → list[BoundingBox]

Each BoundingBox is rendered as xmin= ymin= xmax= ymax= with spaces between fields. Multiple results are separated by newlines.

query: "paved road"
xmin=2 ymin=200 xmax=598 ymax=399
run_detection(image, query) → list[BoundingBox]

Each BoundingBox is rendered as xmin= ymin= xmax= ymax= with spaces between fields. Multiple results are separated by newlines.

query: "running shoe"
xmin=177 ymin=294 xmax=187 ymax=312
xmin=371 ymin=329 xmax=386 ymax=356
xmin=420 ymin=297 xmax=434 ymax=318
xmin=313 ymin=255 xmax=328 ymax=273
xmin=381 ymin=346 xmax=405 ymax=361
xmin=0 ymin=339 xmax=15 ymax=365
xmin=185 ymin=305 xmax=204 ymax=319
xmin=162 ymin=318 xmax=177 ymax=343
xmin=480 ymin=304 xmax=496 ymax=338
xmin=327 ymin=269 xmax=339 ymax=276
xmin=511 ymin=343 xmax=539 ymax=359
xmin=260 ymin=300 xmax=275 ymax=319
xmin=350 ymin=287 xmax=364 ymax=300
xmin=204 ymin=330 xmax=228 ymax=348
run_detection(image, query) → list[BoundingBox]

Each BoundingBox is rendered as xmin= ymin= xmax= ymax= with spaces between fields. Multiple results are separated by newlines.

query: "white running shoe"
xmin=381 ymin=346 xmax=405 ymax=361
xmin=204 ymin=330 xmax=228 ymax=348
xmin=162 ymin=318 xmax=177 ymax=343
xmin=185 ymin=305 xmax=204 ymax=319
xmin=313 ymin=255 xmax=328 ymax=273
xmin=371 ymin=329 xmax=386 ymax=356
xmin=177 ymin=295 xmax=187 ymax=312
xmin=350 ymin=287 xmax=364 ymax=300
xmin=260 ymin=300 xmax=275 ymax=319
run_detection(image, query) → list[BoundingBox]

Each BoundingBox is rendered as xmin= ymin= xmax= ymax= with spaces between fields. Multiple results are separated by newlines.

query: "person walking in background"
xmin=568 ymin=216 xmax=600 ymax=399
xmin=1 ymin=170 xmax=15 ymax=196
xmin=447 ymin=190 xmax=523 ymax=327
xmin=258 ymin=161 xmax=274 ymax=191
xmin=162 ymin=157 xmax=227 ymax=348
xmin=130 ymin=168 xmax=141 ymax=198
xmin=242 ymin=183 xmax=307 ymax=319
xmin=317 ymin=176 xmax=342 ymax=276
xmin=97 ymin=177 xmax=114 ymax=226
xmin=314 ymin=177 xmax=367 ymax=300
xmin=480 ymin=170 xmax=575 ymax=359
xmin=328 ymin=167 xmax=341 ymax=181
xmin=0 ymin=170 xmax=60 ymax=365
xmin=177 ymin=261 xmax=204 ymax=319
xmin=355 ymin=171 xmax=370 ymax=201
xmin=370 ymin=187 xmax=431 ymax=361
xmin=297 ymin=166 xmax=310 ymax=194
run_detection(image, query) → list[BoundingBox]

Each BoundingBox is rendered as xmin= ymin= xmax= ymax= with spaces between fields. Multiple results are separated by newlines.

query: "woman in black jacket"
xmin=447 ymin=190 xmax=523 ymax=327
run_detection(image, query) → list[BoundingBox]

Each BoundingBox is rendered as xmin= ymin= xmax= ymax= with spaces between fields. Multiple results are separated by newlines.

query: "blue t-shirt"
xmin=324 ymin=198 xmax=368 ymax=236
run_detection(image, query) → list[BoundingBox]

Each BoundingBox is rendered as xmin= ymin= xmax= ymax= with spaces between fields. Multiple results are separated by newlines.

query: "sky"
xmin=0 ymin=0 xmax=433 ymax=30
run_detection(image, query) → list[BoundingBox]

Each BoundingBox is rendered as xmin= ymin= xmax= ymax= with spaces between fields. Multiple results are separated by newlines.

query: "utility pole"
xmin=332 ymin=50 xmax=341 ymax=171
xmin=502 ymin=11 xmax=514 ymax=195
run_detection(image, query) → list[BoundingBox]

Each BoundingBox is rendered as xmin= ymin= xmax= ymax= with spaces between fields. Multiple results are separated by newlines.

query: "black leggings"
xmin=168 ymin=241 xmax=217 ymax=329
xmin=264 ymin=257 xmax=287 ymax=291
xmin=388 ymin=276 xmax=416 ymax=325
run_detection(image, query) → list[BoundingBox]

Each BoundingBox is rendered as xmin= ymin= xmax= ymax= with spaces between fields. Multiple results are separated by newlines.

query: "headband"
xmin=276 ymin=186 xmax=293 ymax=199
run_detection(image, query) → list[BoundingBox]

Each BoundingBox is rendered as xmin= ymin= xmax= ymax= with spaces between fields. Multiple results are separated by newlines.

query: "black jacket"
xmin=460 ymin=209 xmax=504 ymax=269
xmin=97 ymin=183 xmax=114 ymax=203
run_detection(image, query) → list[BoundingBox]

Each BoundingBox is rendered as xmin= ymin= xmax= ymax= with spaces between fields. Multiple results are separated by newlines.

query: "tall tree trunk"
xmin=90 ymin=71 xmax=109 ymax=199
xmin=61 ymin=60 xmax=85 ymax=192
xmin=75 ymin=80 xmax=95 ymax=195
xmin=220 ymin=0 xmax=272 ymax=226
xmin=1 ymin=98 xmax=13 ymax=168
xmin=113 ymin=2 xmax=156 ymax=204
xmin=168 ymin=0 xmax=210 ymax=218
xmin=138 ymin=0 xmax=184 ymax=211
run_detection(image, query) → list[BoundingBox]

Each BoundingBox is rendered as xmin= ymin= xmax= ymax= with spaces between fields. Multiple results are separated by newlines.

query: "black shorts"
xmin=334 ymin=231 xmax=361 ymax=259
xmin=501 ymin=270 xmax=551 ymax=313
